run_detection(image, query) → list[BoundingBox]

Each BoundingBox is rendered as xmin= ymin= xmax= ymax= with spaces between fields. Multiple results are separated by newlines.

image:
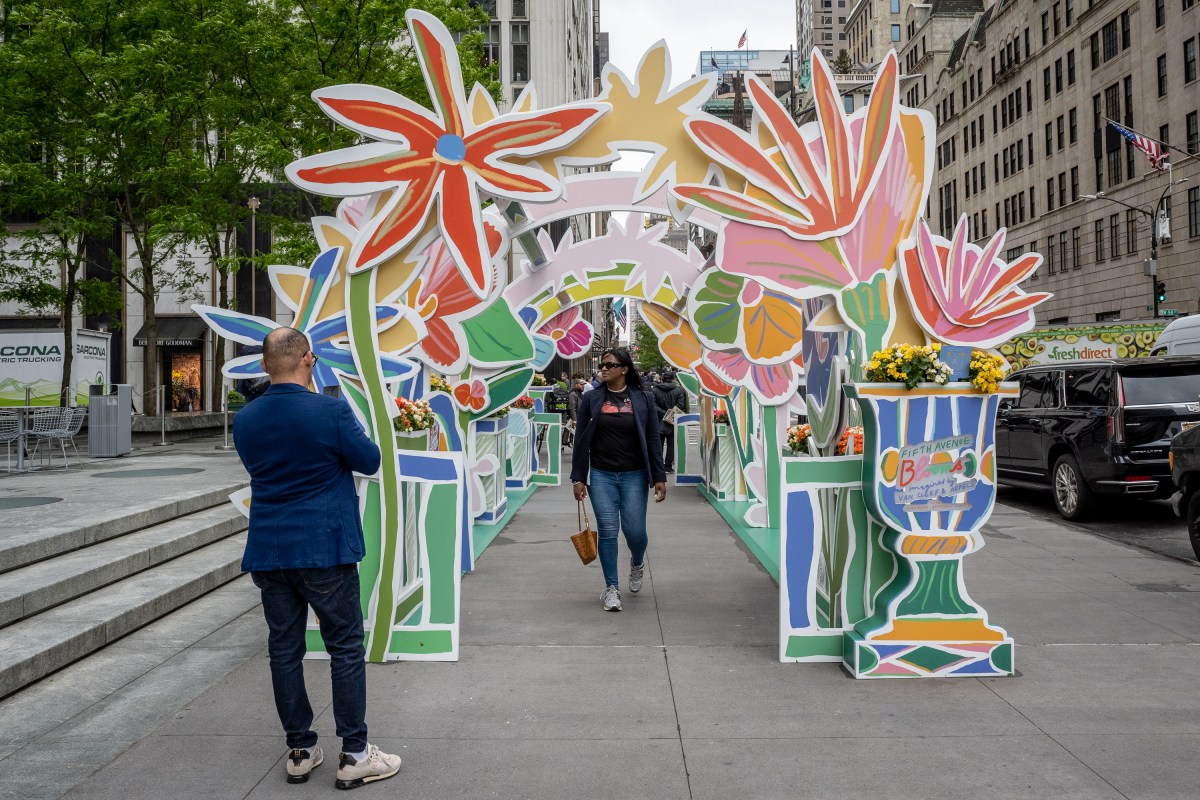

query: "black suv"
xmin=997 ymin=357 xmax=1200 ymax=520
xmin=1169 ymin=425 xmax=1200 ymax=559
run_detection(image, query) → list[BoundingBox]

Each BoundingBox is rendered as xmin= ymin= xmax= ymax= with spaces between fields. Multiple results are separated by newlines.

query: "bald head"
xmin=263 ymin=327 xmax=311 ymax=380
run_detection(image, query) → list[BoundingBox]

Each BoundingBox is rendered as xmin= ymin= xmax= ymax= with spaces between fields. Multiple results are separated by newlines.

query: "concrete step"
xmin=0 ymin=483 xmax=244 ymax=574
xmin=0 ymin=533 xmax=247 ymax=699
xmin=0 ymin=505 xmax=247 ymax=627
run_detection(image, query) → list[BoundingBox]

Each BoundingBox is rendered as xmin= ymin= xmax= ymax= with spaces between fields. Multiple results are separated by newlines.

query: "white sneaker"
xmin=286 ymin=745 xmax=323 ymax=784
xmin=629 ymin=562 xmax=645 ymax=593
xmin=602 ymin=585 xmax=622 ymax=611
xmin=335 ymin=744 xmax=401 ymax=790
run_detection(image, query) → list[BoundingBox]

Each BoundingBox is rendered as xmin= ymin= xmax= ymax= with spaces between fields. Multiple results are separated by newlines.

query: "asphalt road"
xmin=997 ymin=485 xmax=1199 ymax=564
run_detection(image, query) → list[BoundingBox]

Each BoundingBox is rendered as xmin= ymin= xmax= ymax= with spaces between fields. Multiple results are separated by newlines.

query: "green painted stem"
xmin=348 ymin=270 xmax=403 ymax=663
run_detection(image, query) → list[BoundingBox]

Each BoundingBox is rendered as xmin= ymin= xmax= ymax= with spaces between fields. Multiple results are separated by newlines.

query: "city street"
xmin=997 ymin=486 xmax=1198 ymax=566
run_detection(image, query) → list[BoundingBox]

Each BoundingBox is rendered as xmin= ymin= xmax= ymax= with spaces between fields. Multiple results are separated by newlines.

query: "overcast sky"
xmin=600 ymin=0 xmax=798 ymax=83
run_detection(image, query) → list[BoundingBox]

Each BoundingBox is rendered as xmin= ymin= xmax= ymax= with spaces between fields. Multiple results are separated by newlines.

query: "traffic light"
xmin=1157 ymin=281 xmax=1168 ymax=303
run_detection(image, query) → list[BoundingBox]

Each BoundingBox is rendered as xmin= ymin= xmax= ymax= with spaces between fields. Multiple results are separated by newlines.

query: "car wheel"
xmin=1052 ymin=454 xmax=1092 ymax=521
xmin=1187 ymin=491 xmax=1200 ymax=562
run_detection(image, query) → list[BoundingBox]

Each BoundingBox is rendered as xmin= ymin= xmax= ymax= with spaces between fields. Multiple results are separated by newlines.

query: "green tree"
xmin=832 ymin=49 xmax=854 ymax=74
xmin=632 ymin=320 xmax=668 ymax=372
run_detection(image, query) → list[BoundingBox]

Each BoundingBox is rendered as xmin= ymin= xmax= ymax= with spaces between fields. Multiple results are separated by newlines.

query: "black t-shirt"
xmin=589 ymin=388 xmax=643 ymax=473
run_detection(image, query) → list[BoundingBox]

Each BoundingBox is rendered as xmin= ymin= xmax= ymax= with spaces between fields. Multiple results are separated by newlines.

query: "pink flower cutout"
xmin=540 ymin=307 xmax=594 ymax=358
xmin=899 ymin=217 xmax=1050 ymax=348
xmin=452 ymin=379 xmax=489 ymax=412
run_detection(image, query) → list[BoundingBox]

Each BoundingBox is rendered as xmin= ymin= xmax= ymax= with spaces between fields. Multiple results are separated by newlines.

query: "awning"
xmin=133 ymin=317 xmax=208 ymax=348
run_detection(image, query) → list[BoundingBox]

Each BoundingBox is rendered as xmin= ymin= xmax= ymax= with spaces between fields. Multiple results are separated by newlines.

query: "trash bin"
xmin=88 ymin=384 xmax=132 ymax=457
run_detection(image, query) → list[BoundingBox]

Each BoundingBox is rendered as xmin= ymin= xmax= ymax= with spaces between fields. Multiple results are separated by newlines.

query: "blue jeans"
xmin=251 ymin=565 xmax=368 ymax=754
xmin=588 ymin=468 xmax=649 ymax=589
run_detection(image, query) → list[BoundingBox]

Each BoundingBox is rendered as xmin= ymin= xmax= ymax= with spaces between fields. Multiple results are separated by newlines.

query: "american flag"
xmin=611 ymin=297 xmax=627 ymax=330
xmin=737 ymin=29 xmax=747 ymax=48
xmin=1108 ymin=120 xmax=1168 ymax=172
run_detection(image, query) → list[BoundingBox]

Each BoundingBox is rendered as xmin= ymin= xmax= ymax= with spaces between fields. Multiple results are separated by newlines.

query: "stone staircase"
xmin=0 ymin=486 xmax=249 ymax=698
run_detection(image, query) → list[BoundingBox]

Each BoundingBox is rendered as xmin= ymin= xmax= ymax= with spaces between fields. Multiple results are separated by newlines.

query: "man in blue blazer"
xmin=234 ymin=326 xmax=401 ymax=790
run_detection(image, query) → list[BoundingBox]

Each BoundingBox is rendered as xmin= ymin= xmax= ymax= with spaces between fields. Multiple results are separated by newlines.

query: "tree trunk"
xmin=142 ymin=265 xmax=159 ymax=417
xmin=58 ymin=236 xmax=84 ymax=407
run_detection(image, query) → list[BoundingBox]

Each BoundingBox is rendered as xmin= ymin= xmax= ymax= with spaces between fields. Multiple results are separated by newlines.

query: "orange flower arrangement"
xmin=836 ymin=426 xmax=864 ymax=456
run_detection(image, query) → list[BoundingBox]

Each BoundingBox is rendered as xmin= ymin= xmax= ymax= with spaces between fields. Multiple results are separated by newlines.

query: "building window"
xmin=1110 ymin=213 xmax=1121 ymax=257
xmin=1127 ymin=209 xmax=1139 ymax=254
xmin=1046 ymin=121 xmax=1054 ymax=153
xmin=1066 ymin=0 xmax=1075 ymax=25
xmin=483 ymin=22 xmax=501 ymax=68
xmin=1095 ymin=219 xmax=1105 ymax=261
xmin=844 ymin=95 xmax=855 ymax=113
xmin=1055 ymin=59 xmax=1063 ymax=93
xmin=1069 ymin=108 xmax=1077 ymax=143
xmin=1101 ymin=19 xmax=1118 ymax=61
xmin=1059 ymin=231 xmax=1068 ymax=271
xmin=891 ymin=24 xmax=901 ymax=42
xmin=1159 ymin=55 xmax=1169 ymax=96
xmin=1047 ymin=178 xmax=1056 ymax=211
xmin=1072 ymin=227 xmax=1081 ymax=269
xmin=511 ymin=0 xmax=526 ymax=17
xmin=1046 ymin=236 xmax=1056 ymax=274
xmin=891 ymin=0 xmax=900 ymax=11
xmin=1186 ymin=38 xmax=1198 ymax=83
xmin=1187 ymin=111 xmax=1199 ymax=154
xmin=1042 ymin=12 xmax=1049 ymax=46
xmin=1053 ymin=2 xmax=1061 ymax=35
xmin=1044 ymin=67 xmax=1051 ymax=101
xmin=1189 ymin=187 xmax=1200 ymax=237
xmin=1156 ymin=0 xmax=1166 ymax=27
xmin=510 ymin=22 xmax=529 ymax=83
xmin=1071 ymin=166 xmax=1079 ymax=201
xmin=1067 ymin=50 xmax=1076 ymax=85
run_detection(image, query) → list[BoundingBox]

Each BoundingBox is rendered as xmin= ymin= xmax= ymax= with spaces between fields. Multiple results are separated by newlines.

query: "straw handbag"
xmin=570 ymin=499 xmax=598 ymax=564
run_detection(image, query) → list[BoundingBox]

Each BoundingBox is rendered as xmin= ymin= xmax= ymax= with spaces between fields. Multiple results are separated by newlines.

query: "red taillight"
xmin=1109 ymin=409 xmax=1125 ymax=444
xmin=1124 ymin=475 xmax=1152 ymax=482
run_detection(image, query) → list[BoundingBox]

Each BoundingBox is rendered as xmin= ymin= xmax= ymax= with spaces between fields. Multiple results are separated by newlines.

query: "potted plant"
xmin=393 ymin=396 xmax=438 ymax=450
xmin=786 ymin=423 xmax=812 ymax=456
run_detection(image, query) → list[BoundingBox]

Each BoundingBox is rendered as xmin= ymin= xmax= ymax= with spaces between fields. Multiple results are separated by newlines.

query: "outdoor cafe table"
xmin=6 ymin=406 xmax=38 ymax=473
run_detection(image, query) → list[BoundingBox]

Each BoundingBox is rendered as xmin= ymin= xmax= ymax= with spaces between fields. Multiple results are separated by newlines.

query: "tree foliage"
xmin=0 ymin=0 xmax=496 ymax=409
xmin=631 ymin=320 xmax=668 ymax=371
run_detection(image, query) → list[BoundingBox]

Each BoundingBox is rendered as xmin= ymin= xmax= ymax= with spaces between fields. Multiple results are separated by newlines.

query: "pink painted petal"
xmin=749 ymin=362 xmax=801 ymax=402
xmin=718 ymin=221 xmax=850 ymax=294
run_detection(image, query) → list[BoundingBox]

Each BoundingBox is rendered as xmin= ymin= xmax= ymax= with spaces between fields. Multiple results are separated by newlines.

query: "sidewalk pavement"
xmin=6 ymin=442 xmax=1200 ymax=799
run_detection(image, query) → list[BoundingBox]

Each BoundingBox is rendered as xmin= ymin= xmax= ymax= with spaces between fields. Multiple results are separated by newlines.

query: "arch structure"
xmin=194 ymin=10 xmax=1050 ymax=677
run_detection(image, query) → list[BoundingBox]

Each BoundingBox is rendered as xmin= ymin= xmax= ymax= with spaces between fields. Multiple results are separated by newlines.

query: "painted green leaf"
xmin=463 ymin=300 xmax=535 ymax=367
xmin=690 ymin=271 xmax=744 ymax=349
xmin=472 ymin=367 xmax=535 ymax=419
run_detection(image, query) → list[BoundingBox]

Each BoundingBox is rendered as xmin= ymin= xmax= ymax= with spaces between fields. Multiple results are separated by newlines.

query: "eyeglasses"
xmin=598 ymin=362 xmax=623 ymax=370
xmin=308 ymin=351 xmax=319 ymax=364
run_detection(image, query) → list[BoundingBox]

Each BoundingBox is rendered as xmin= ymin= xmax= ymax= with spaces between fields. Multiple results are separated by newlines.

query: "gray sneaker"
xmin=286 ymin=745 xmax=323 ymax=784
xmin=629 ymin=562 xmax=645 ymax=593
xmin=602 ymin=585 xmax=622 ymax=611
xmin=335 ymin=744 xmax=401 ymax=790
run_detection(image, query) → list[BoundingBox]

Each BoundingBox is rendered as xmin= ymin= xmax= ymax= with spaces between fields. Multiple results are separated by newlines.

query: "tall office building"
xmin=908 ymin=0 xmax=1200 ymax=323
xmin=477 ymin=0 xmax=595 ymax=109
xmin=797 ymin=0 xmax=853 ymax=62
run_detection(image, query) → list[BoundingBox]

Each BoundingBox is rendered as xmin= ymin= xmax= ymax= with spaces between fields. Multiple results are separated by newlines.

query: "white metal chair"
xmin=54 ymin=406 xmax=88 ymax=469
xmin=0 ymin=411 xmax=20 ymax=473
xmin=27 ymin=407 xmax=74 ymax=470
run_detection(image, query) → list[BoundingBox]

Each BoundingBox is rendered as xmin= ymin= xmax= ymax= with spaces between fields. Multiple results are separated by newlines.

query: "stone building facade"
xmin=914 ymin=0 xmax=1200 ymax=323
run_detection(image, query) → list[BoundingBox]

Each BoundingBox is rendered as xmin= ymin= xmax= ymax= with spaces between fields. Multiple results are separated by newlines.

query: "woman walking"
xmin=570 ymin=348 xmax=667 ymax=611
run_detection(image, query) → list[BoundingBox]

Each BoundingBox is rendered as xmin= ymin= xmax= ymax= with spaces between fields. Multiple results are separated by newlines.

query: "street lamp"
xmin=247 ymin=196 xmax=261 ymax=317
xmin=1080 ymin=175 xmax=1188 ymax=318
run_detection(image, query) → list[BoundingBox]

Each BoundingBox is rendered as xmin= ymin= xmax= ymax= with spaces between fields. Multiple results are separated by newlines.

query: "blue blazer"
xmin=569 ymin=386 xmax=667 ymax=485
xmin=233 ymin=383 xmax=381 ymax=571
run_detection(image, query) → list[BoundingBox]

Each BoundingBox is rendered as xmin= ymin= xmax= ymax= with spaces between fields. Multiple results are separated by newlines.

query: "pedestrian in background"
xmin=652 ymin=371 xmax=688 ymax=473
xmin=570 ymin=347 xmax=667 ymax=612
xmin=234 ymin=327 xmax=402 ymax=790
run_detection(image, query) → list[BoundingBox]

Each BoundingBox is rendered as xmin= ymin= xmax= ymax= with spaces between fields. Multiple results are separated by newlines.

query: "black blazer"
xmin=569 ymin=386 xmax=667 ymax=485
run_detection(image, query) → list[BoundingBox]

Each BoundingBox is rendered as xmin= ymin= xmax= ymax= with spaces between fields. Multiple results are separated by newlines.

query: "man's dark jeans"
xmin=660 ymin=426 xmax=675 ymax=471
xmin=251 ymin=565 xmax=368 ymax=754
